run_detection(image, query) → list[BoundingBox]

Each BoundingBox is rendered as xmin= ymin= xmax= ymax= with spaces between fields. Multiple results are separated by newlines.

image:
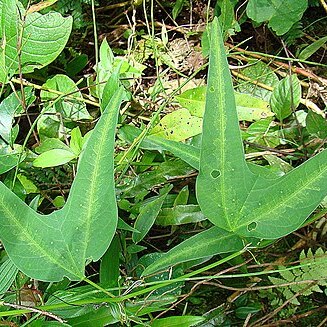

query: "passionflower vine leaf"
xmin=0 ymin=87 xmax=123 ymax=281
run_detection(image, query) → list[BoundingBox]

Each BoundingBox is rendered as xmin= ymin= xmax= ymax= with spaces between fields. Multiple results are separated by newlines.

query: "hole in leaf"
xmin=247 ymin=221 xmax=257 ymax=232
xmin=211 ymin=169 xmax=221 ymax=178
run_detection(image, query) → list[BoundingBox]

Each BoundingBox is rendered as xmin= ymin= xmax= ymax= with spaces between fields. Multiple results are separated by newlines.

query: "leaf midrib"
xmin=237 ymin=162 xmax=327 ymax=231
xmin=0 ymin=198 xmax=79 ymax=277
xmin=80 ymin=114 xmax=110 ymax=260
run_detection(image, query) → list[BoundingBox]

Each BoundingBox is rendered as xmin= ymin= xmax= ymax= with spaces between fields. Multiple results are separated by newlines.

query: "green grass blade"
xmin=0 ymin=258 xmax=18 ymax=296
xmin=142 ymin=227 xmax=243 ymax=276
xmin=119 ymin=125 xmax=200 ymax=169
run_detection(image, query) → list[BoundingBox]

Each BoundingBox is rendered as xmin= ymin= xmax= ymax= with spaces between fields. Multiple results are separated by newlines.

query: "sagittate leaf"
xmin=196 ymin=18 xmax=327 ymax=240
xmin=0 ymin=0 xmax=72 ymax=83
xmin=270 ymin=75 xmax=301 ymax=120
xmin=0 ymin=87 xmax=124 ymax=282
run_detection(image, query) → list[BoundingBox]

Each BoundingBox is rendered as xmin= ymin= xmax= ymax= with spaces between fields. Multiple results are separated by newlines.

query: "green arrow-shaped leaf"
xmin=0 ymin=87 xmax=124 ymax=281
xmin=196 ymin=18 xmax=327 ymax=240
xmin=196 ymin=19 xmax=258 ymax=232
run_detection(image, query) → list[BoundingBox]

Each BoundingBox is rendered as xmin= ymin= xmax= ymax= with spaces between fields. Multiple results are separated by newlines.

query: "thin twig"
xmin=227 ymin=43 xmax=327 ymax=85
xmin=231 ymin=70 xmax=325 ymax=117
xmin=1 ymin=302 xmax=65 ymax=323
xmin=259 ymin=305 xmax=327 ymax=326
xmin=319 ymin=0 xmax=327 ymax=14
xmin=250 ymin=283 xmax=319 ymax=326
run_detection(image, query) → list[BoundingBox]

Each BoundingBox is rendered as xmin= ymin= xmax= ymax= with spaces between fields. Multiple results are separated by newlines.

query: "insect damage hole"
xmin=247 ymin=221 xmax=257 ymax=232
xmin=211 ymin=169 xmax=221 ymax=178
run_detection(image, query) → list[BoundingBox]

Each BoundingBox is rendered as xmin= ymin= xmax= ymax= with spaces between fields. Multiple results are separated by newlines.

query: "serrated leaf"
xmin=270 ymin=75 xmax=301 ymax=120
xmin=269 ymin=248 xmax=327 ymax=303
xmin=196 ymin=18 xmax=327 ymax=240
xmin=0 ymin=87 xmax=124 ymax=281
xmin=0 ymin=0 xmax=72 ymax=83
xmin=143 ymin=227 xmax=243 ymax=275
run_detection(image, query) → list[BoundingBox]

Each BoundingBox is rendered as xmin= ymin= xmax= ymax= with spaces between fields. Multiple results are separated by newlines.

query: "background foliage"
xmin=0 ymin=0 xmax=326 ymax=326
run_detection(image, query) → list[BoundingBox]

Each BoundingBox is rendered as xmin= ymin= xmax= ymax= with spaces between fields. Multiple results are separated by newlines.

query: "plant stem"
xmin=83 ymin=277 xmax=116 ymax=298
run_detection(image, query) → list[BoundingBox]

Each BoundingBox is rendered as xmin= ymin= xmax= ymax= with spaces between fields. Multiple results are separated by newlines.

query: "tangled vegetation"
xmin=0 ymin=0 xmax=326 ymax=326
